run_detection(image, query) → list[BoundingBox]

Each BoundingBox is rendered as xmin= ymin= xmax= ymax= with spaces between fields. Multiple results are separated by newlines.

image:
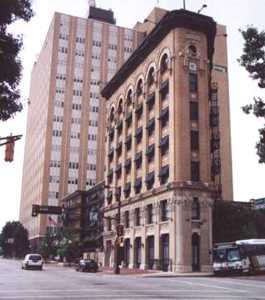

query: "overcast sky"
xmin=0 ymin=0 xmax=264 ymax=231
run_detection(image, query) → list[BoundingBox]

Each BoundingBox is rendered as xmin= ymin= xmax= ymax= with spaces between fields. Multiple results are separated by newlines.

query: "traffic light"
xmin=32 ymin=204 xmax=39 ymax=217
xmin=5 ymin=138 xmax=15 ymax=162
xmin=116 ymin=224 xmax=124 ymax=237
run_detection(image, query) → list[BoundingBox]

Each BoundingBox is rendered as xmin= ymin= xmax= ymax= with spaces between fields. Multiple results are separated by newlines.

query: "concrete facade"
xmin=19 ymin=7 xmax=144 ymax=243
xmin=102 ymin=9 xmax=233 ymax=272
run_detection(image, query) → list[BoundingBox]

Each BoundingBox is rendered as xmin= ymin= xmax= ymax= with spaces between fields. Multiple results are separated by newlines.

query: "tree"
xmin=0 ymin=0 xmax=34 ymax=121
xmin=0 ymin=221 xmax=29 ymax=257
xmin=40 ymin=228 xmax=58 ymax=259
xmin=239 ymin=27 xmax=265 ymax=162
xmin=213 ymin=201 xmax=265 ymax=243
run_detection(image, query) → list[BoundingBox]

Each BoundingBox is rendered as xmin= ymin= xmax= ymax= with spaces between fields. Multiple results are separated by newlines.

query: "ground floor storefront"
xmin=103 ymin=188 xmax=214 ymax=273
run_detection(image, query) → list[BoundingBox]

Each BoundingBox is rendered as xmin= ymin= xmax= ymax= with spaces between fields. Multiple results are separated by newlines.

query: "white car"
xmin=21 ymin=254 xmax=44 ymax=270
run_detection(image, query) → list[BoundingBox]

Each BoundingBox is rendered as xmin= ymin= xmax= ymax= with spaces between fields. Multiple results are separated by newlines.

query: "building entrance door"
xmin=123 ymin=238 xmax=130 ymax=267
xmin=146 ymin=236 xmax=154 ymax=269
xmin=105 ymin=240 xmax=112 ymax=267
xmin=160 ymin=234 xmax=169 ymax=271
xmin=134 ymin=237 xmax=141 ymax=268
xmin=192 ymin=233 xmax=200 ymax=271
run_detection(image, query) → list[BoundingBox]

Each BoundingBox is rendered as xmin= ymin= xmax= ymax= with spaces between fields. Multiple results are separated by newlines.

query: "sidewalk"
xmin=99 ymin=266 xmax=160 ymax=276
xmin=47 ymin=262 xmax=213 ymax=277
xmin=99 ymin=266 xmax=213 ymax=277
xmin=141 ymin=271 xmax=214 ymax=278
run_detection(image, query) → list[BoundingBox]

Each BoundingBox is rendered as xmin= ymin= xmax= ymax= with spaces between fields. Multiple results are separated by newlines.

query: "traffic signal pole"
xmin=104 ymin=185 xmax=123 ymax=275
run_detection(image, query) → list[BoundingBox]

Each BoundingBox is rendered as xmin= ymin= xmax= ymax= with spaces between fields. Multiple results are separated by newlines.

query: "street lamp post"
xmin=104 ymin=185 xmax=122 ymax=274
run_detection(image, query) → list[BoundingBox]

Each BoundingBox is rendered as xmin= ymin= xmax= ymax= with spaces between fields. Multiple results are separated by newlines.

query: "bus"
xmin=213 ymin=239 xmax=265 ymax=275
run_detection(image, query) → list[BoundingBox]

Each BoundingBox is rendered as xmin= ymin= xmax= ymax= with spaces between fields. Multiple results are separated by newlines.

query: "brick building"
xmin=101 ymin=8 xmax=233 ymax=272
xmin=19 ymin=5 xmax=144 ymax=245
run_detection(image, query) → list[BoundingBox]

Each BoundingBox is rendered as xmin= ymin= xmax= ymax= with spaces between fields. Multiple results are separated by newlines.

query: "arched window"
xmin=126 ymin=89 xmax=133 ymax=107
xmin=109 ymin=107 xmax=115 ymax=123
xmin=136 ymin=79 xmax=143 ymax=96
xmin=192 ymin=197 xmax=200 ymax=220
xmin=160 ymin=53 xmax=169 ymax=74
xmin=147 ymin=67 xmax=155 ymax=86
xmin=188 ymin=45 xmax=197 ymax=57
xmin=117 ymin=99 xmax=123 ymax=115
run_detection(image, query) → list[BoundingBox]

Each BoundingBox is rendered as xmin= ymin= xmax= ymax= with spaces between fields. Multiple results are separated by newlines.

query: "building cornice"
xmin=101 ymin=9 xmax=216 ymax=99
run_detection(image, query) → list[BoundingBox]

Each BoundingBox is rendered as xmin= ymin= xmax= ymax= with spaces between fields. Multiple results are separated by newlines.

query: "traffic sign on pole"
xmin=31 ymin=204 xmax=62 ymax=217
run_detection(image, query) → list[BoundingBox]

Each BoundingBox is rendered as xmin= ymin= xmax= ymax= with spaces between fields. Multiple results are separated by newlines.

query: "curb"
xmin=141 ymin=272 xmax=214 ymax=278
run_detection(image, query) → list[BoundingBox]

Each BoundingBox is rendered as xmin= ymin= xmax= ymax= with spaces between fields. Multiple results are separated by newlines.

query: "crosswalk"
xmin=1 ymin=259 xmax=265 ymax=299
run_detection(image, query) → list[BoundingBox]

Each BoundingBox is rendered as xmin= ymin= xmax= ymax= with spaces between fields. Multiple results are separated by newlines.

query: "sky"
xmin=0 ymin=0 xmax=264 ymax=231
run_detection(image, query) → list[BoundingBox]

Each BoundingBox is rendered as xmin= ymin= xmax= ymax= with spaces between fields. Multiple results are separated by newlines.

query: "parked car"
xmin=21 ymin=254 xmax=44 ymax=270
xmin=75 ymin=259 xmax=98 ymax=272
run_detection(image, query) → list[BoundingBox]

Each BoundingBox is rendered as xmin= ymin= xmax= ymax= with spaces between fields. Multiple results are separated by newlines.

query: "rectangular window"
xmin=190 ymin=102 xmax=199 ymax=121
xmin=189 ymin=73 xmax=198 ymax=93
xmin=192 ymin=198 xmax=200 ymax=220
xmin=107 ymin=217 xmax=112 ymax=231
xmin=160 ymin=200 xmax=169 ymax=222
xmin=191 ymin=131 xmax=199 ymax=151
xmin=135 ymin=208 xmax=140 ymax=226
xmin=191 ymin=161 xmax=200 ymax=182
xmin=147 ymin=204 xmax=154 ymax=224
xmin=124 ymin=211 xmax=130 ymax=228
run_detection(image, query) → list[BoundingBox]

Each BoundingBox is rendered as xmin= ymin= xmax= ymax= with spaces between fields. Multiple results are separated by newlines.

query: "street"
xmin=1 ymin=258 xmax=265 ymax=299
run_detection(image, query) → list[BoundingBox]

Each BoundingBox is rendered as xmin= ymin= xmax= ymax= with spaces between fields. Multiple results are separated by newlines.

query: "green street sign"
xmin=31 ymin=204 xmax=62 ymax=217
xmin=39 ymin=205 xmax=62 ymax=215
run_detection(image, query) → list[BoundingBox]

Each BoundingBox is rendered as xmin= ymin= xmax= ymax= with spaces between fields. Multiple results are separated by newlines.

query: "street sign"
xmin=252 ymin=198 xmax=265 ymax=210
xmin=31 ymin=204 xmax=62 ymax=217
xmin=39 ymin=205 xmax=62 ymax=215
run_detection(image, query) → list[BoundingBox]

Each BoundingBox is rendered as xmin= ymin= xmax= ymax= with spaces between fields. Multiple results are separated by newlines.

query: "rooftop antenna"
xmin=197 ymin=4 xmax=207 ymax=14
xmin=183 ymin=0 xmax=186 ymax=9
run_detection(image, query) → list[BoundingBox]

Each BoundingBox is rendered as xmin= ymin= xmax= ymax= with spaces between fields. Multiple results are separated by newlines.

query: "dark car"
xmin=76 ymin=259 xmax=98 ymax=272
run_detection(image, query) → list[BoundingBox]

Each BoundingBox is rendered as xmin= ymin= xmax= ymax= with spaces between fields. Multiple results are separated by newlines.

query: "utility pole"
xmin=114 ymin=197 xmax=121 ymax=274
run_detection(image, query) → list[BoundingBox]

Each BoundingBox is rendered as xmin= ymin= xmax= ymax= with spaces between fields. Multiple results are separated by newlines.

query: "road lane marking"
xmin=169 ymin=278 xmax=247 ymax=293
xmin=0 ymin=296 xmax=265 ymax=299
xmin=0 ymin=289 xmax=235 ymax=293
xmin=202 ymin=277 xmax=265 ymax=289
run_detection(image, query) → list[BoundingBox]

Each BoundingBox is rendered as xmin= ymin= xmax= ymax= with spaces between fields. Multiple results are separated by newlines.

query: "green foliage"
xmin=239 ymin=26 xmax=265 ymax=163
xmin=40 ymin=227 xmax=81 ymax=262
xmin=213 ymin=201 xmax=265 ymax=243
xmin=40 ymin=229 xmax=58 ymax=259
xmin=0 ymin=221 xmax=29 ymax=257
xmin=0 ymin=0 xmax=34 ymax=121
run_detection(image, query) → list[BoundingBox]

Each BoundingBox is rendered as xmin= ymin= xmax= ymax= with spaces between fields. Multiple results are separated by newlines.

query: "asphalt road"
xmin=1 ymin=258 xmax=265 ymax=299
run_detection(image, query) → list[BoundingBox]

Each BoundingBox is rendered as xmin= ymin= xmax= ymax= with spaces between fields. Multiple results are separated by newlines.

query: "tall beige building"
xmin=19 ymin=5 xmax=144 ymax=245
xmin=101 ymin=8 xmax=233 ymax=272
